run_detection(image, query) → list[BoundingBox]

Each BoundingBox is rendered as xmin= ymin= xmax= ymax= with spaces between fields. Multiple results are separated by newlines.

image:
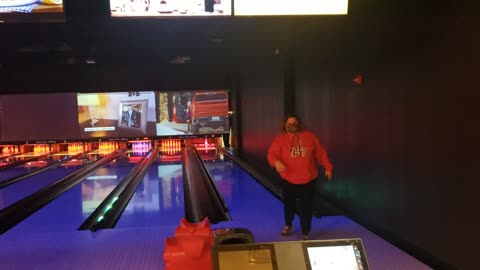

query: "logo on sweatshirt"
xmin=290 ymin=139 xmax=307 ymax=158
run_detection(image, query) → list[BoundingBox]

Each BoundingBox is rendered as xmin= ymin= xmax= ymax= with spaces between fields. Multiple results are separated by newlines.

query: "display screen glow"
xmin=307 ymin=245 xmax=361 ymax=270
xmin=111 ymin=0 xmax=231 ymax=17
xmin=234 ymin=0 xmax=348 ymax=16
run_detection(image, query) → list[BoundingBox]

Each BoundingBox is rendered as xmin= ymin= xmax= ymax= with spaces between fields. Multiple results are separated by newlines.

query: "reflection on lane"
xmin=0 ymin=155 xmax=53 ymax=182
xmin=84 ymin=148 xmax=282 ymax=234
xmin=114 ymin=162 xmax=184 ymax=229
xmin=0 ymin=151 xmax=90 ymax=182
xmin=0 ymin=151 xmax=54 ymax=171
xmin=5 ymin=158 xmax=135 ymax=235
xmin=201 ymin=157 xmax=234 ymax=205
xmin=0 ymin=152 xmax=95 ymax=211
xmin=202 ymin=151 xmax=284 ymax=234
xmin=81 ymin=163 xmax=134 ymax=218
xmin=0 ymin=166 xmax=82 ymax=211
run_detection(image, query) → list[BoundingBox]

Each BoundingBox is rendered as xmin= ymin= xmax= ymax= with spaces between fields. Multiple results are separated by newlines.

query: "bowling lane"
xmin=0 ymin=166 xmax=82 ymax=211
xmin=0 ymin=151 xmax=83 ymax=178
xmin=114 ymin=161 xmax=184 ymax=229
xmin=4 ymin=157 xmax=137 ymax=235
xmin=0 ymin=152 xmax=91 ymax=210
xmin=201 ymin=151 xmax=285 ymax=236
xmin=115 ymin=149 xmax=283 ymax=234
xmin=0 ymin=166 xmax=39 ymax=183
xmin=0 ymin=152 xmax=50 ymax=178
xmin=0 ymin=150 xmax=49 ymax=162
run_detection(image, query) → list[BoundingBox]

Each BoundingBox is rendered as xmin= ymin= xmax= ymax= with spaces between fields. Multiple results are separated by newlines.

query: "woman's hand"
xmin=274 ymin=160 xmax=286 ymax=172
xmin=325 ymin=170 xmax=332 ymax=181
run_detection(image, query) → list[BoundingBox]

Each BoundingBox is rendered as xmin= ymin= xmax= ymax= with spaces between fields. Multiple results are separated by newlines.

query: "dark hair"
xmin=280 ymin=114 xmax=304 ymax=133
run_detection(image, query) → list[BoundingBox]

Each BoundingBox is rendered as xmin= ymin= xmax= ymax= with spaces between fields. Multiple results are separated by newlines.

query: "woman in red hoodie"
xmin=267 ymin=115 xmax=333 ymax=240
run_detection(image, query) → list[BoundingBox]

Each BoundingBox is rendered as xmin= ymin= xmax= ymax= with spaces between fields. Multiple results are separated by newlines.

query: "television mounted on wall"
xmin=156 ymin=89 xmax=230 ymax=137
xmin=233 ymin=0 xmax=348 ymax=16
xmin=77 ymin=91 xmax=157 ymax=139
xmin=0 ymin=0 xmax=64 ymax=23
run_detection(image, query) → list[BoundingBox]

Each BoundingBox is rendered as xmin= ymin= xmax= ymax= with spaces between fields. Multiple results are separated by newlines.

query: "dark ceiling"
xmin=0 ymin=0 xmax=476 ymax=88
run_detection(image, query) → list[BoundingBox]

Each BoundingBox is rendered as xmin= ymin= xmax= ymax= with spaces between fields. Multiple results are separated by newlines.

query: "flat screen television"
xmin=302 ymin=239 xmax=369 ymax=270
xmin=233 ymin=0 xmax=348 ymax=16
xmin=0 ymin=0 xmax=64 ymax=23
xmin=110 ymin=0 xmax=231 ymax=17
xmin=156 ymin=89 xmax=230 ymax=137
xmin=77 ymin=91 xmax=157 ymax=139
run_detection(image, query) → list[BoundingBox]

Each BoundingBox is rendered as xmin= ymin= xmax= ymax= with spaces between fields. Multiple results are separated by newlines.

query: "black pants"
xmin=282 ymin=180 xmax=316 ymax=235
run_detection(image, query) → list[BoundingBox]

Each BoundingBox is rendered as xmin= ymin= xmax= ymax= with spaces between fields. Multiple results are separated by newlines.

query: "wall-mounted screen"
xmin=77 ymin=91 xmax=157 ymax=139
xmin=0 ymin=0 xmax=64 ymax=23
xmin=156 ymin=90 xmax=229 ymax=137
xmin=234 ymin=0 xmax=348 ymax=16
xmin=110 ymin=0 xmax=231 ymax=17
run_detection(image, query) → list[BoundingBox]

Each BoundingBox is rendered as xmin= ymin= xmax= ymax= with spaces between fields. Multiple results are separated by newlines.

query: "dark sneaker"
xmin=302 ymin=234 xmax=309 ymax=240
xmin=281 ymin=225 xmax=293 ymax=236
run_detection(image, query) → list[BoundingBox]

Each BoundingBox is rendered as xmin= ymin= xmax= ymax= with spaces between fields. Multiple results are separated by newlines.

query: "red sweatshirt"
xmin=267 ymin=130 xmax=333 ymax=184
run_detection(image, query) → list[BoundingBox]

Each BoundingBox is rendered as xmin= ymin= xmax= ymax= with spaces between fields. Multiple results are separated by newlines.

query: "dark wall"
xmin=286 ymin=15 xmax=477 ymax=269
xmin=230 ymin=21 xmax=287 ymax=175
xmin=0 ymin=19 xmax=231 ymax=93
xmin=0 ymin=93 xmax=80 ymax=141
xmin=233 ymin=14 xmax=478 ymax=270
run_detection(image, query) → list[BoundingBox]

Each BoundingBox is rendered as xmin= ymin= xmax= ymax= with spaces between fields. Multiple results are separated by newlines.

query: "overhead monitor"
xmin=234 ymin=0 xmax=348 ymax=16
xmin=77 ymin=91 xmax=157 ymax=139
xmin=0 ymin=0 xmax=64 ymax=23
xmin=110 ymin=0 xmax=232 ymax=17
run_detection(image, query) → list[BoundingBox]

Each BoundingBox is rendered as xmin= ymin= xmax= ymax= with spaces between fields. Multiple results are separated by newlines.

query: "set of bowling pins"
xmin=161 ymin=139 xmax=182 ymax=155
xmin=33 ymin=144 xmax=50 ymax=154
xmin=131 ymin=141 xmax=151 ymax=153
xmin=67 ymin=143 xmax=85 ymax=153
xmin=1 ymin=145 xmax=19 ymax=155
xmin=99 ymin=142 xmax=119 ymax=153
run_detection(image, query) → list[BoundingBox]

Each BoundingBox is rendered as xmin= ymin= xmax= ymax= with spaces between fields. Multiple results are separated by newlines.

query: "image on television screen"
xmin=77 ymin=91 xmax=157 ymax=139
xmin=306 ymin=245 xmax=362 ymax=270
xmin=156 ymin=90 xmax=230 ymax=136
xmin=0 ymin=0 xmax=64 ymax=22
xmin=110 ymin=0 xmax=231 ymax=17
xmin=234 ymin=0 xmax=348 ymax=16
xmin=302 ymin=239 xmax=369 ymax=270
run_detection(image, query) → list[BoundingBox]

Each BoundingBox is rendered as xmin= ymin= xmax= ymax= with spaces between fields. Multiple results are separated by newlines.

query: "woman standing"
xmin=267 ymin=115 xmax=333 ymax=240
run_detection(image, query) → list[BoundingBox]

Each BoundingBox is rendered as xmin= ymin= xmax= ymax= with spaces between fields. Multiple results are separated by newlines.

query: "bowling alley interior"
xmin=0 ymin=1 xmax=477 ymax=269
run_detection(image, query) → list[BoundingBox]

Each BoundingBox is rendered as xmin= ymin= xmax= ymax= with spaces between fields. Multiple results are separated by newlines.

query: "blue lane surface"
xmin=5 ymin=160 xmax=136 ymax=235
xmin=114 ymin=161 xmax=184 ymax=229
xmin=116 ymin=150 xmax=283 ymax=237
xmin=0 ymin=166 xmax=82 ymax=211
xmin=80 ymin=161 xmax=137 ymax=219
xmin=3 ymin=149 xmax=284 ymax=238
xmin=0 ymin=167 xmax=39 ymax=183
xmin=202 ymin=153 xmax=285 ymax=238
xmin=0 ymin=154 xmax=57 ymax=182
